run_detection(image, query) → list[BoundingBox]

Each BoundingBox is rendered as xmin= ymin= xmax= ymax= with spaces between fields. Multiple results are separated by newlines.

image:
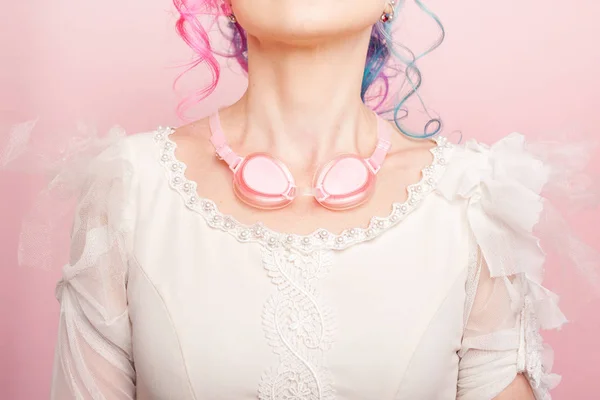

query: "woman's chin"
xmin=245 ymin=21 xmax=374 ymax=47
xmin=233 ymin=1 xmax=381 ymax=45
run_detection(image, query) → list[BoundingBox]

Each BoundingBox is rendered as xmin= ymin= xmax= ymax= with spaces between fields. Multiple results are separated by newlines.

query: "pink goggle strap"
xmin=209 ymin=112 xmax=243 ymax=171
xmin=209 ymin=111 xmax=392 ymax=173
xmin=365 ymin=115 xmax=392 ymax=174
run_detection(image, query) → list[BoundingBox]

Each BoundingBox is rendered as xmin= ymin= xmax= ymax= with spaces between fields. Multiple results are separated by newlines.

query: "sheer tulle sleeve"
xmin=437 ymin=133 xmax=598 ymax=400
xmin=50 ymin=139 xmax=137 ymax=399
xmin=456 ymin=250 xmax=562 ymax=400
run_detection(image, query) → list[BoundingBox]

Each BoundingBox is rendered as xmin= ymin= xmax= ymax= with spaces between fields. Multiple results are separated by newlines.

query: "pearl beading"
xmin=154 ymin=126 xmax=453 ymax=251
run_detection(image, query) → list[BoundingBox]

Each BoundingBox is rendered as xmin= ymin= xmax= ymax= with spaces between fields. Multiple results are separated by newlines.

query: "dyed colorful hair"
xmin=173 ymin=0 xmax=444 ymax=138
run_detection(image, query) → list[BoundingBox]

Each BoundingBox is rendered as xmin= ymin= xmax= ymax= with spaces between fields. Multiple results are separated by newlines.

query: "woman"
xmin=50 ymin=1 xmax=575 ymax=399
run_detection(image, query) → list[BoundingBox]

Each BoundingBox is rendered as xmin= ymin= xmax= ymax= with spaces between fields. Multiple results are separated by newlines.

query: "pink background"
xmin=1 ymin=1 xmax=599 ymax=399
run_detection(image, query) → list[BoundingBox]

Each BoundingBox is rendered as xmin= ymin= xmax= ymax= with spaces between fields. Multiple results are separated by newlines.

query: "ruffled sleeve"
xmin=437 ymin=133 xmax=577 ymax=400
xmin=50 ymin=138 xmax=137 ymax=399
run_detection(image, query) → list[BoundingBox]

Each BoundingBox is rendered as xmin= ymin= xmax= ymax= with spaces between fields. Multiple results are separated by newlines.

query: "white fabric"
xmin=50 ymin=129 xmax=568 ymax=400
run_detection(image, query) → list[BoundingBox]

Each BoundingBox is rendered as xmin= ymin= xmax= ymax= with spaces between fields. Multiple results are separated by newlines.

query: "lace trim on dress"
xmin=259 ymin=246 xmax=336 ymax=400
xmin=463 ymin=243 xmax=482 ymax=330
xmin=517 ymin=295 xmax=560 ymax=400
xmin=518 ymin=297 xmax=543 ymax=386
xmin=153 ymin=126 xmax=453 ymax=251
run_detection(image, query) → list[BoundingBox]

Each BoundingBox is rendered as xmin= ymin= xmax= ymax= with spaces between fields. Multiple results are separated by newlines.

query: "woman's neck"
xmin=226 ymin=29 xmax=380 ymax=169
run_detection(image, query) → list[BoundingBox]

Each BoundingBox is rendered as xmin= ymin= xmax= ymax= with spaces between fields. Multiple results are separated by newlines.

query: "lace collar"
xmin=153 ymin=126 xmax=453 ymax=251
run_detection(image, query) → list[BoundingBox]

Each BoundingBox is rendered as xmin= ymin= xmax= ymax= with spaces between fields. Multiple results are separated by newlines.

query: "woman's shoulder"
xmin=119 ymin=119 xmax=214 ymax=169
xmin=438 ymin=132 xmax=550 ymax=201
xmin=91 ymin=126 xmax=188 ymax=185
xmin=437 ymin=129 xmax=595 ymax=218
xmin=438 ymin=130 xmax=598 ymax=280
xmin=97 ymin=129 xmax=160 ymax=166
xmin=437 ymin=133 xmax=552 ymax=260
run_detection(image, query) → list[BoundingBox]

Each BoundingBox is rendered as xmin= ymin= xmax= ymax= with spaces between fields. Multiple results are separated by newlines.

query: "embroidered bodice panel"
xmin=127 ymin=188 xmax=470 ymax=400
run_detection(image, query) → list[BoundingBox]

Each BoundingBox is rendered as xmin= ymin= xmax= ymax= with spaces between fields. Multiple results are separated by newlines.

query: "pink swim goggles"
xmin=209 ymin=111 xmax=392 ymax=211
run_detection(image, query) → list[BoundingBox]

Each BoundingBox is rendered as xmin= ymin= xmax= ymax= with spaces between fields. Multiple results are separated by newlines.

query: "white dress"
xmin=50 ymin=126 xmax=568 ymax=400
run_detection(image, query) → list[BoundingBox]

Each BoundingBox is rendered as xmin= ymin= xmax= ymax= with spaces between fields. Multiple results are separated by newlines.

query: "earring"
xmin=381 ymin=0 xmax=396 ymax=23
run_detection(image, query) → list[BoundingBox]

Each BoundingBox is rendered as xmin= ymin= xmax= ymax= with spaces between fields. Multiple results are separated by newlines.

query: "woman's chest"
xmin=127 ymin=202 xmax=471 ymax=399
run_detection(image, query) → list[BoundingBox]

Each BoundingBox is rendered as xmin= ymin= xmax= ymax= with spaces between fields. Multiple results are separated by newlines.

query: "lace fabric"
xmin=258 ymin=247 xmax=336 ymax=400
